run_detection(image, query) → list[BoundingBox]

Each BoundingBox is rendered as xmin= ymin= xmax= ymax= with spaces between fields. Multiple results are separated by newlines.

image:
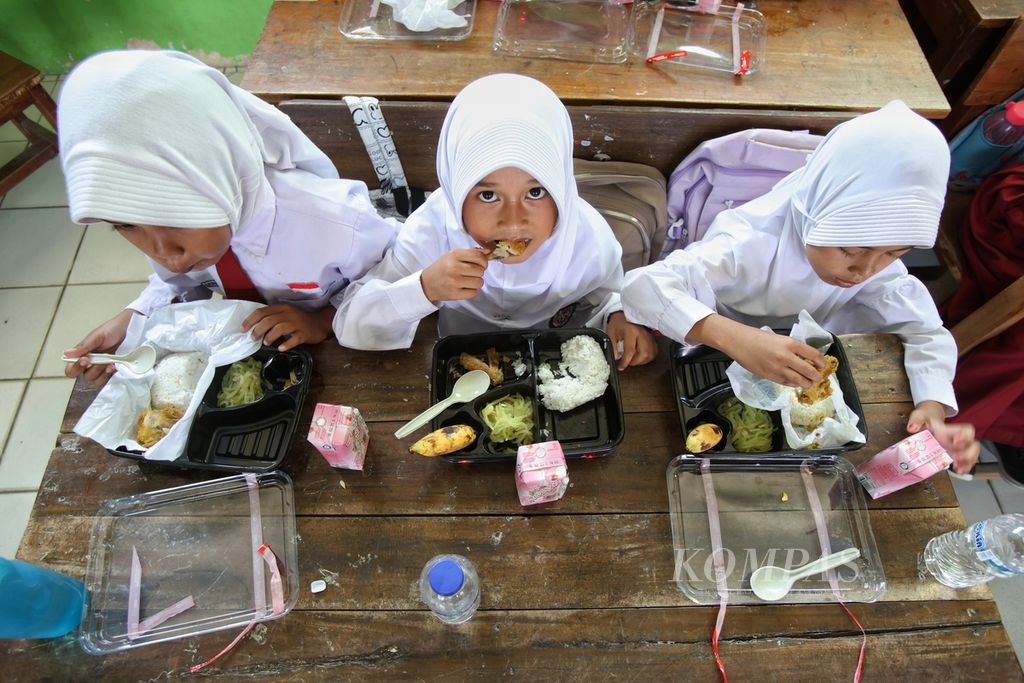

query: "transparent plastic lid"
xmin=493 ymin=0 xmax=631 ymax=64
xmin=627 ymin=2 xmax=766 ymax=75
xmin=80 ymin=472 xmax=298 ymax=654
xmin=339 ymin=0 xmax=477 ymax=41
xmin=666 ymin=455 xmax=885 ymax=604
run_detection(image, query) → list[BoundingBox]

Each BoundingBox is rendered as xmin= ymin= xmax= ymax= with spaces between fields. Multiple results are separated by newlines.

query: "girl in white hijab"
xmin=622 ymin=101 xmax=979 ymax=471
xmin=335 ymin=74 xmax=655 ymax=370
xmin=59 ymin=50 xmax=397 ymax=386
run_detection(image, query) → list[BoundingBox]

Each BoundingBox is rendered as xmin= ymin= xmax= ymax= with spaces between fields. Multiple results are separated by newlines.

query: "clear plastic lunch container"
xmin=666 ymin=454 xmax=885 ymax=604
xmin=80 ymin=472 xmax=299 ymax=654
xmin=627 ymin=1 xmax=767 ymax=75
xmin=492 ymin=0 xmax=632 ymax=64
xmin=339 ymin=0 xmax=477 ymax=41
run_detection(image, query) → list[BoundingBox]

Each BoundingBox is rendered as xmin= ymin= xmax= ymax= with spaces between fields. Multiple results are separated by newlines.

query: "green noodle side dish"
xmin=719 ymin=397 xmax=774 ymax=452
xmin=480 ymin=393 xmax=534 ymax=449
xmin=217 ymin=357 xmax=265 ymax=408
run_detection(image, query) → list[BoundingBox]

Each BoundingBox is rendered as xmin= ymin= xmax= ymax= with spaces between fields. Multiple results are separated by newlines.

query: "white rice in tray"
xmin=150 ymin=351 xmax=208 ymax=412
xmin=537 ymin=335 xmax=610 ymax=412
xmin=786 ymin=388 xmax=836 ymax=431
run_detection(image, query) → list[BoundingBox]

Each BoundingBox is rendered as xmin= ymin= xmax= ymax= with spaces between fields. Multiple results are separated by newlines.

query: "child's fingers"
xmin=240 ymin=307 xmax=271 ymax=332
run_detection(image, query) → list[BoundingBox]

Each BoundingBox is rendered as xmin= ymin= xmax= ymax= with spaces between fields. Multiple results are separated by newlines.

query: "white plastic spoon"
xmin=394 ymin=370 xmax=491 ymax=439
xmin=61 ymin=345 xmax=157 ymax=375
xmin=750 ymin=547 xmax=861 ymax=602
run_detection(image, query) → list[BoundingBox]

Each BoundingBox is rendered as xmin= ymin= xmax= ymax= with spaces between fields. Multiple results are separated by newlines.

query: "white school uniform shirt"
xmin=57 ymin=50 xmax=397 ymax=318
xmin=333 ymin=73 xmax=624 ymax=350
xmin=622 ymin=100 xmax=958 ymax=413
xmin=333 ymin=190 xmax=624 ymax=349
xmin=127 ymin=169 xmax=397 ymax=316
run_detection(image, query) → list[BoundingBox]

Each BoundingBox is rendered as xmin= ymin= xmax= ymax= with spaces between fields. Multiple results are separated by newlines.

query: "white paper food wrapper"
xmin=74 ymin=300 xmax=263 ymax=461
xmin=381 ymin=0 xmax=467 ymax=31
xmin=725 ymin=311 xmax=866 ymax=450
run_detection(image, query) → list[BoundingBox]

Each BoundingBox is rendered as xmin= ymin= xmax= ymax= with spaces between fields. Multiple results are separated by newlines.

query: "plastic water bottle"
xmin=982 ymin=101 xmax=1024 ymax=146
xmin=419 ymin=554 xmax=480 ymax=624
xmin=920 ymin=513 xmax=1024 ymax=588
xmin=949 ymin=101 xmax=1024 ymax=187
xmin=0 ymin=558 xmax=87 ymax=638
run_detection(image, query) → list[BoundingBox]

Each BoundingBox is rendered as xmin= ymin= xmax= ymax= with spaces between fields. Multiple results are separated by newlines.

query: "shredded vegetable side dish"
xmin=480 ymin=394 xmax=534 ymax=448
xmin=719 ymin=397 xmax=774 ymax=452
xmin=217 ymin=357 xmax=265 ymax=408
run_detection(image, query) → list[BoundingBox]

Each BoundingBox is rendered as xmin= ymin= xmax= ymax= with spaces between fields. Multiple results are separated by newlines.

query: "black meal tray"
xmin=669 ymin=334 xmax=867 ymax=456
xmin=430 ymin=328 xmax=625 ymax=463
xmin=109 ymin=347 xmax=312 ymax=473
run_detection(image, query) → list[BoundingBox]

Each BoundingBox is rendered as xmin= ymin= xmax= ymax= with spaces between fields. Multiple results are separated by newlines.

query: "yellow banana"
xmin=409 ymin=425 xmax=478 ymax=457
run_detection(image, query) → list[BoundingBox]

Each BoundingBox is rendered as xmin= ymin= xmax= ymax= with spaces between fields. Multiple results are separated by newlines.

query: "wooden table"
xmin=901 ymin=0 xmax=1024 ymax=135
xmin=4 ymin=328 xmax=1023 ymax=680
xmin=242 ymin=0 xmax=950 ymax=189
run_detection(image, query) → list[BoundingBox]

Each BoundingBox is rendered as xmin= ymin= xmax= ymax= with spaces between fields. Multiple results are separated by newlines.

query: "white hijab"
xmin=58 ymin=50 xmax=338 ymax=232
xmin=433 ymin=73 xmax=597 ymax=299
xmin=701 ymin=100 xmax=950 ymax=327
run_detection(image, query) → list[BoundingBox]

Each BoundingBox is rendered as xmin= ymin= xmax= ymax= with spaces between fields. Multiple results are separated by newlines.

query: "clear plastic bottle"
xmin=0 ymin=558 xmax=87 ymax=638
xmin=982 ymin=101 xmax=1024 ymax=146
xmin=419 ymin=554 xmax=480 ymax=624
xmin=920 ymin=513 xmax=1024 ymax=588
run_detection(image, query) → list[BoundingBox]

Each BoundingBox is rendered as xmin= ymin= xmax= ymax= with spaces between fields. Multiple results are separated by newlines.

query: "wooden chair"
xmin=937 ymin=188 xmax=1024 ymax=481
xmin=0 ymin=51 xmax=58 ymax=196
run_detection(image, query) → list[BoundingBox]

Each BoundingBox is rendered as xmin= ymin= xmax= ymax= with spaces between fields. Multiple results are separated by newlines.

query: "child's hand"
xmin=420 ymin=249 xmax=489 ymax=303
xmin=607 ymin=312 xmax=658 ymax=370
xmin=63 ymin=309 xmax=135 ymax=387
xmin=721 ymin=323 xmax=825 ymax=388
xmin=242 ymin=304 xmax=335 ymax=352
xmin=908 ymin=400 xmax=981 ymax=474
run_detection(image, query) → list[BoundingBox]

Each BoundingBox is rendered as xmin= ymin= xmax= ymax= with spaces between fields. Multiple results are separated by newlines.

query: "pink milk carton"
xmin=307 ymin=403 xmax=369 ymax=471
xmin=854 ymin=430 xmax=953 ymax=499
xmin=515 ymin=441 xmax=569 ymax=506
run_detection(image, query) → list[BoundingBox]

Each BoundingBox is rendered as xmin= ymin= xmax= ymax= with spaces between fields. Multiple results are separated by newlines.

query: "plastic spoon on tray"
xmin=61 ymin=345 xmax=157 ymax=375
xmin=750 ymin=547 xmax=861 ymax=601
xmin=394 ymin=370 xmax=491 ymax=439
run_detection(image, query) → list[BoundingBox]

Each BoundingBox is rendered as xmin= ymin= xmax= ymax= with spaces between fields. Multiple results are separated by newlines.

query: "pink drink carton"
xmin=854 ymin=429 xmax=953 ymax=499
xmin=307 ymin=403 xmax=368 ymax=471
xmin=515 ymin=441 xmax=569 ymax=506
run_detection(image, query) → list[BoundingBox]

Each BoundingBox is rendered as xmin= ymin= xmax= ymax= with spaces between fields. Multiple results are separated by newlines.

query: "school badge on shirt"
xmin=548 ymin=303 xmax=578 ymax=328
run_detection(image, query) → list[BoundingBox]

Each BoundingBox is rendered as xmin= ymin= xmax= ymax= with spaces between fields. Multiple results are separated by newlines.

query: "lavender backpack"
xmin=658 ymin=128 xmax=823 ymax=260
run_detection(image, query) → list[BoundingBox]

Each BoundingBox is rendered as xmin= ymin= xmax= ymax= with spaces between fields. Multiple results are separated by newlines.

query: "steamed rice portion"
xmin=537 ymin=335 xmax=610 ymax=412
xmin=151 ymin=351 xmax=208 ymax=412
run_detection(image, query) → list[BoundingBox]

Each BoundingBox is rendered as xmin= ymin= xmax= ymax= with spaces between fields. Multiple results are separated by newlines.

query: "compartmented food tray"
xmin=430 ymin=328 xmax=624 ymax=463
xmin=109 ymin=347 xmax=312 ymax=473
xmin=339 ymin=0 xmax=476 ymax=41
xmin=670 ymin=334 xmax=867 ymax=456
xmin=80 ymin=472 xmax=299 ymax=653
xmin=667 ymin=454 xmax=885 ymax=604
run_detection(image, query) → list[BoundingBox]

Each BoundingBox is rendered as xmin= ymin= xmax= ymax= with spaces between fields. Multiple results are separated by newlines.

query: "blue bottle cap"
xmin=428 ymin=559 xmax=465 ymax=597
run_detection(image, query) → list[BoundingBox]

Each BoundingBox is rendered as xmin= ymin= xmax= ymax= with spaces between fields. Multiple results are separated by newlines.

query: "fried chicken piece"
xmin=136 ymin=406 xmax=184 ymax=448
xmin=489 ymin=239 xmax=528 ymax=260
xmin=795 ymin=355 xmax=839 ymax=406
xmin=459 ymin=351 xmax=504 ymax=386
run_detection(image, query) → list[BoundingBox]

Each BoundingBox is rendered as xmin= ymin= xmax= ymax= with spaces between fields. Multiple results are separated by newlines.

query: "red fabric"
xmin=941 ymin=162 xmax=1024 ymax=446
xmin=215 ymin=246 xmax=265 ymax=304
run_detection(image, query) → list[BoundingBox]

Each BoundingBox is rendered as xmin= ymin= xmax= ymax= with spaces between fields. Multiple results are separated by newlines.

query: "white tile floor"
xmin=0 ymin=69 xmax=1021 ymax=666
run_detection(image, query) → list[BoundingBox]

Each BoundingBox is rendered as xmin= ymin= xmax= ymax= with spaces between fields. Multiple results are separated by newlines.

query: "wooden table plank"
xmin=18 ymin=507 xmax=987 ymax=610
xmin=243 ymin=0 xmax=948 ymax=117
xmin=2 ymin=604 xmax=1017 ymax=681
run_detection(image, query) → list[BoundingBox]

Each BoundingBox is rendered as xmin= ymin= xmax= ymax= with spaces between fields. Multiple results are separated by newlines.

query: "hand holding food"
xmin=420 ymin=248 xmax=489 ymax=302
xmin=686 ymin=423 xmax=724 ymax=453
xmin=719 ymin=322 xmax=826 ymax=388
xmin=409 ymin=424 xmax=478 ymax=456
xmin=241 ymin=303 xmax=334 ymax=352
xmin=63 ymin=309 xmax=136 ymax=387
